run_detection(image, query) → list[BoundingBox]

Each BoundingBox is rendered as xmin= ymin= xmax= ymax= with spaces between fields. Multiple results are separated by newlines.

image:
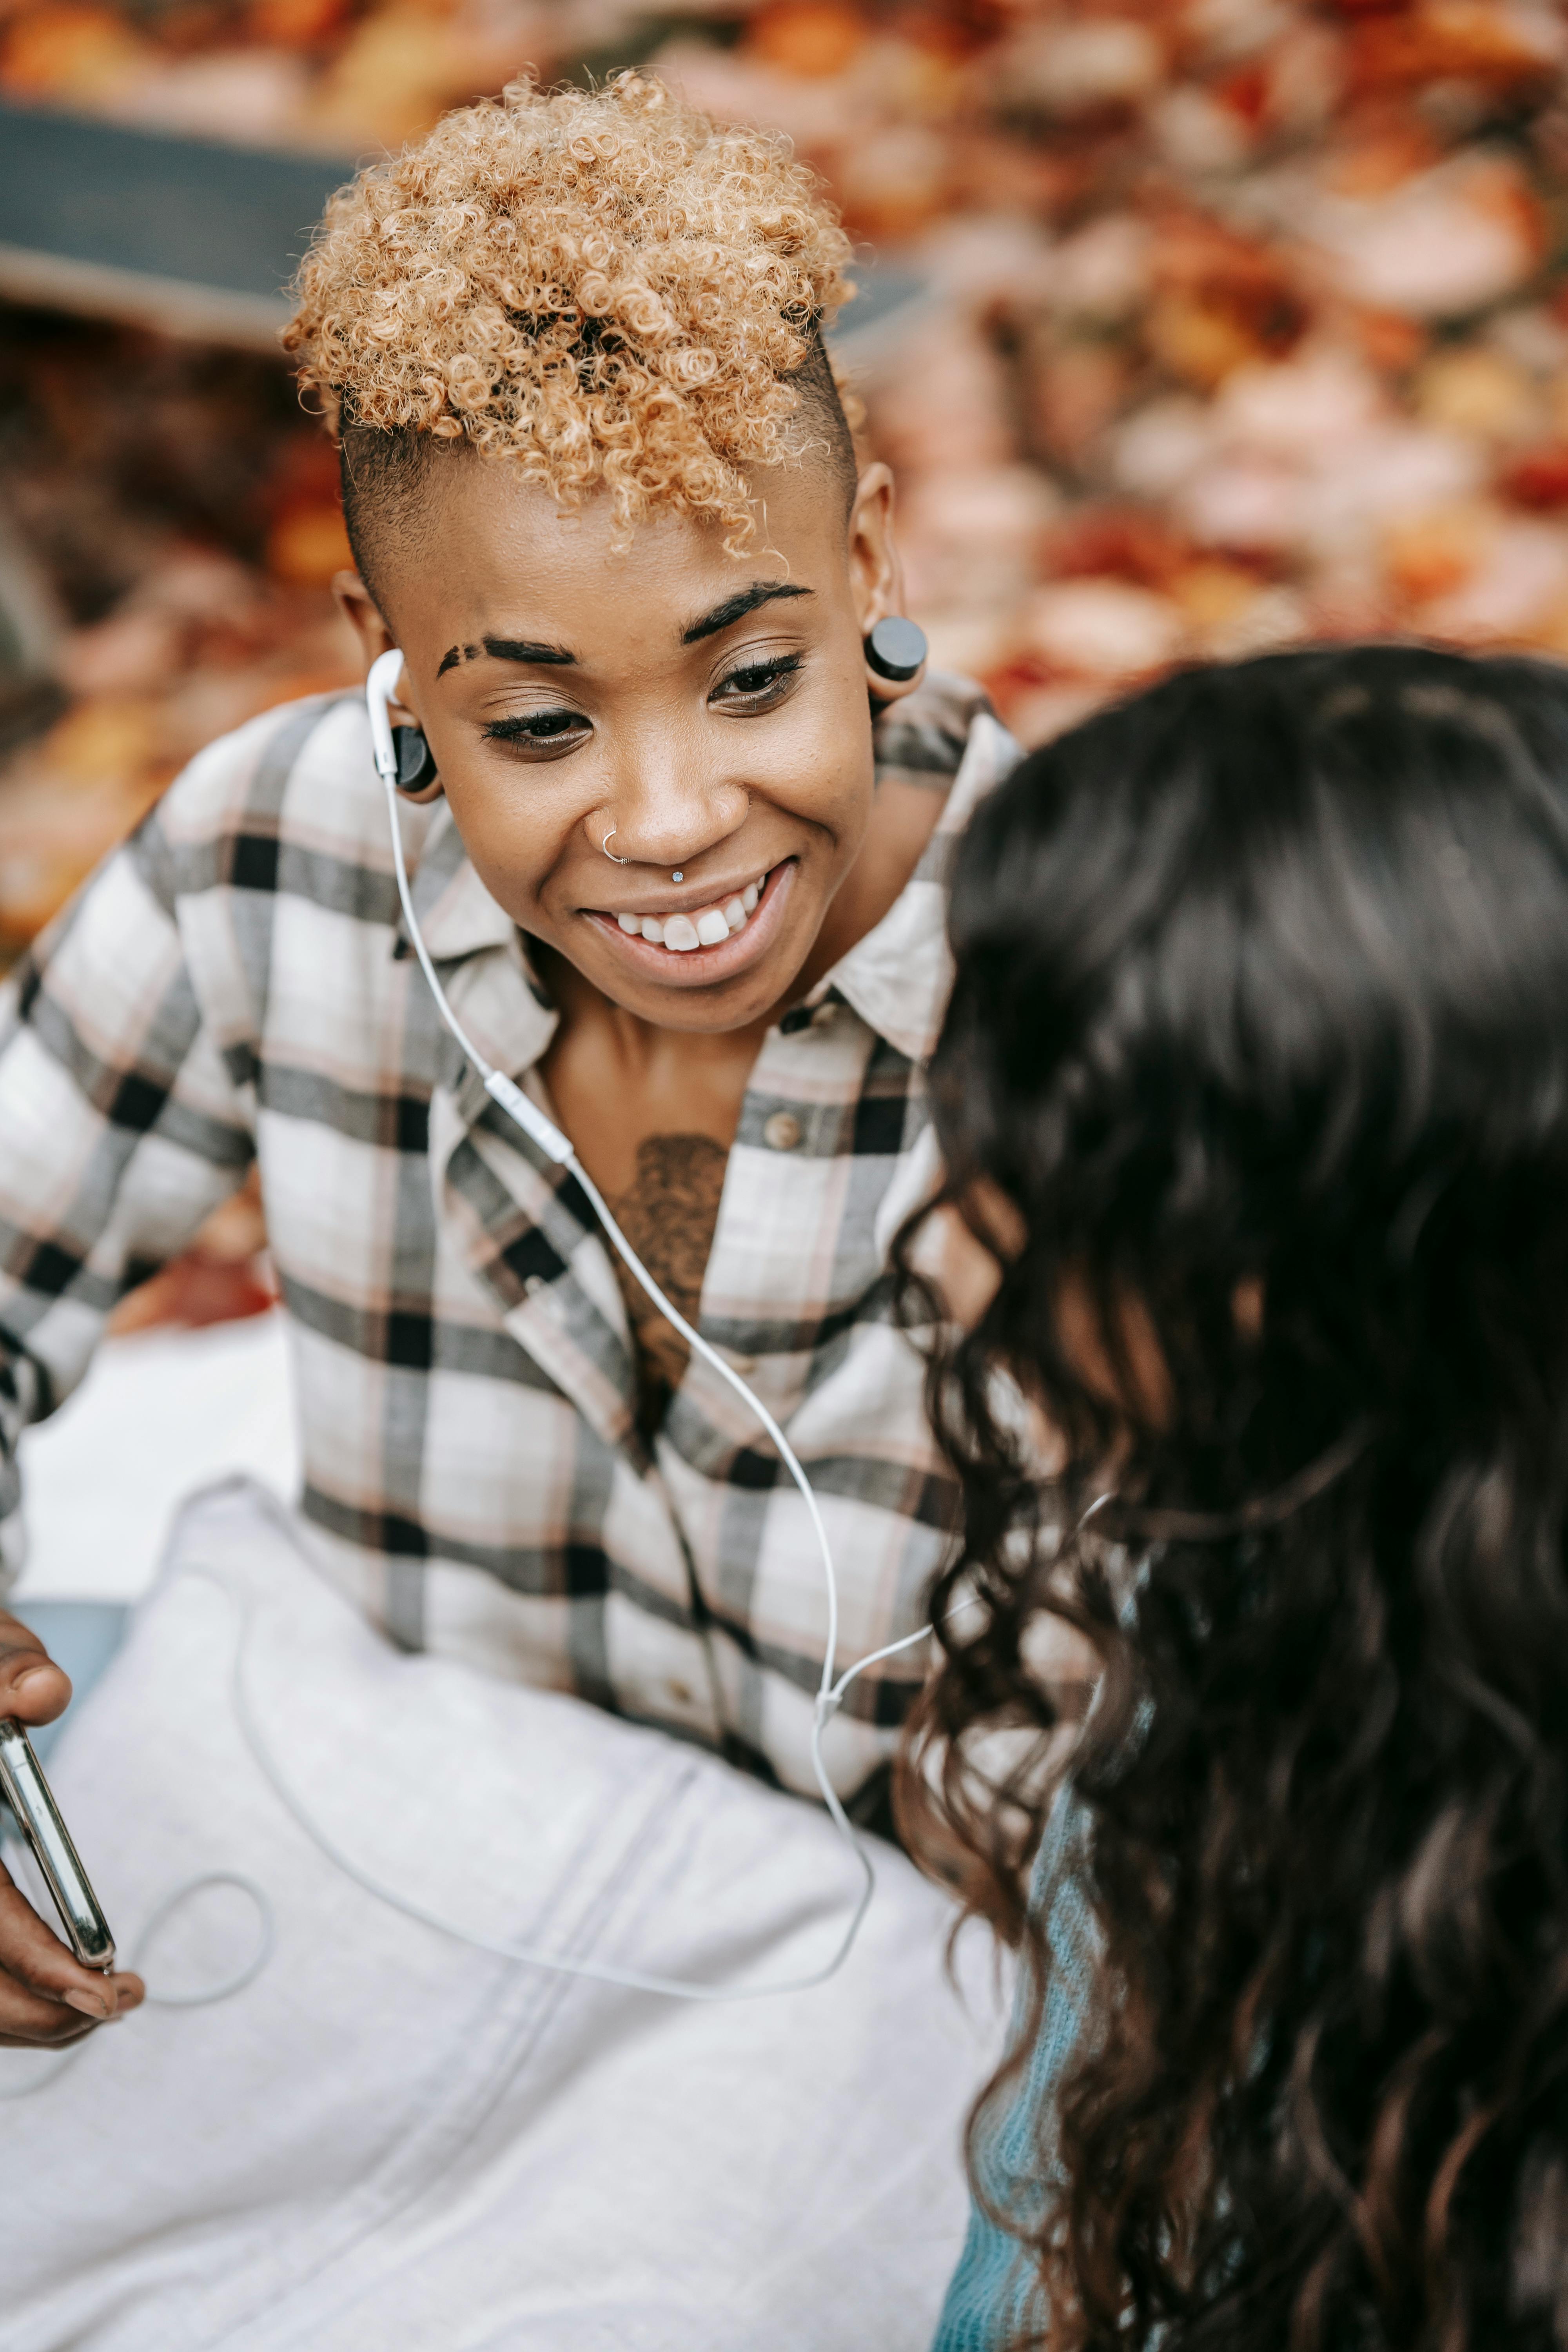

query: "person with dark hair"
xmin=906 ymin=643 xmax=1568 ymax=2351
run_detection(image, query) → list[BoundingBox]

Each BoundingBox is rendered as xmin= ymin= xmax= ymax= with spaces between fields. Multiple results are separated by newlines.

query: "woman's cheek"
xmin=443 ymin=775 xmax=581 ymax=917
xmin=789 ymin=754 xmax=875 ymax=864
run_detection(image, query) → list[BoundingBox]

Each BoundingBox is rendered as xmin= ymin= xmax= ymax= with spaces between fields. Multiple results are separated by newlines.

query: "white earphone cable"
xmin=369 ymin=652 xmax=875 ymax=1716
xmin=192 ymin=648 xmax=949 ymax=2000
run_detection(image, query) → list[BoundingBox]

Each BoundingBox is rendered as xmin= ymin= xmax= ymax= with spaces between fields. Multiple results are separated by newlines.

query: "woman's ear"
xmin=334 ymin=570 xmax=392 ymax=675
xmin=847 ymin=465 xmax=927 ymax=706
xmin=333 ymin=571 xmax=445 ymax=804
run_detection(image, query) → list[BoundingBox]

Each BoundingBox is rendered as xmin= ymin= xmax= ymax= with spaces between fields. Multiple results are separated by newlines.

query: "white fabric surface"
xmin=15 ymin=1316 xmax=298 ymax=1602
xmin=0 ymin=1478 xmax=1001 ymax=2352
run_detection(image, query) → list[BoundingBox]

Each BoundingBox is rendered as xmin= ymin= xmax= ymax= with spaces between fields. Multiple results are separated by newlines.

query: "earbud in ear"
xmin=864 ymin=616 xmax=928 ymax=684
xmin=391 ymin=725 xmax=439 ymax=796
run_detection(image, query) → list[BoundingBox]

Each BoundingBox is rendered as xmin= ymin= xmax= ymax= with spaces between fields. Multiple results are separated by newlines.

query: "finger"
xmin=0 ymin=1610 xmax=70 ymax=1726
xmin=0 ymin=1960 xmax=145 ymax=2043
xmin=0 ymin=1965 xmax=141 ymax=2042
xmin=0 ymin=1871 xmax=143 ymax=2016
xmin=0 ymin=1975 xmax=109 ymax=2045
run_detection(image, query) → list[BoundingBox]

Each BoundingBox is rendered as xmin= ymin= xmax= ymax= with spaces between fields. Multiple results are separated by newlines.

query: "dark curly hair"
xmin=903 ymin=644 xmax=1568 ymax=2350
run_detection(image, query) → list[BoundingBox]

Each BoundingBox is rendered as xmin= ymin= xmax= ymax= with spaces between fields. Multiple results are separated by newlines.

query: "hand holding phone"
xmin=0 ymin=1612 xmax=143 ymax=2046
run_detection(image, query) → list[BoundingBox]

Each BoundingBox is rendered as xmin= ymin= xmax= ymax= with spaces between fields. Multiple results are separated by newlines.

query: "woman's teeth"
xmin=616 ymin=876 xmax=764 ymax=952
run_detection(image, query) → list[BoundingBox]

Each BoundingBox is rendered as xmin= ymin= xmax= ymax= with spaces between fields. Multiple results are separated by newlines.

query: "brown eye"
xmin=712 ymin=654 xmax=803 ymax=707
xmin=483 ymin=709 xmax=590 ymax=748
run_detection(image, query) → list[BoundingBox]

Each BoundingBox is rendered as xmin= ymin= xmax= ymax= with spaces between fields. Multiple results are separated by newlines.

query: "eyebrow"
xmin=681 ymin=582 xmax=813 ymax=646
xmin=434 ymin=588 xmax=809 ymax=677
xmin=437 ymin=635 xmax=576 ymax=678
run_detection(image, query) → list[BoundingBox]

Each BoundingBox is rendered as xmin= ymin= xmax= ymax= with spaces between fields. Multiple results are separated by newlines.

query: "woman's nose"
xmin=592 ymin=751 xmax=749 ymax=872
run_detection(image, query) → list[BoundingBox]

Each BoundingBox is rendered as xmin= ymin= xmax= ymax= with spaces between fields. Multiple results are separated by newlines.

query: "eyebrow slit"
xmin=682 ymin=581 xmax=813 ymax=646
xmin=436 ymin=641 xmax=487 ymax=678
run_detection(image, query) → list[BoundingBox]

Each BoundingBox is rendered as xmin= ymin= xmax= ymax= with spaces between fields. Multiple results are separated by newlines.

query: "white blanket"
xmin=0 ymin=1480 xmax=1000 ymax=2352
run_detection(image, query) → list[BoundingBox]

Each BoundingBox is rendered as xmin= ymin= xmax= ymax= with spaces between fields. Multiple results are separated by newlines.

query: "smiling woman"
xmin=324 ymin=405 xmax=964 ymax=1423
xmin=0 ymin=62 xmax=1019 ymax=2098
xmin=0 ymin=67 xmax=1021 ymax=2343
xmin=279 ymin=76 xmax=1003 ymax=1444
xmin=338 ymin=451 xmax=910 ymax=1025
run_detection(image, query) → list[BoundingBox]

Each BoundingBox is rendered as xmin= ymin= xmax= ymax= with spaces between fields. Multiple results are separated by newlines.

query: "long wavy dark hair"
xmin=903 ymin=645 xmax=1568 ymax=2350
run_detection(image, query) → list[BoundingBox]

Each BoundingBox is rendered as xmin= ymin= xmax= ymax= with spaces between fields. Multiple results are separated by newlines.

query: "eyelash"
xmin=713 ymin=653 xmax=803 ymax=704
xmin=482 ymin=709 xmax=583 ymax=744
xmin=481 ymin=653 xmax=804 ymax=748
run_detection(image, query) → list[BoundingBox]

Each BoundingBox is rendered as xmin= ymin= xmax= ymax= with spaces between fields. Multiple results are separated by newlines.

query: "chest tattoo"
xmin=608 ymin=1133 xmax=730 ymax=1432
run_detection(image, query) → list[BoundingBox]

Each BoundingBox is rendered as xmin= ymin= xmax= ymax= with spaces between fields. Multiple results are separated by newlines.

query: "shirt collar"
xmin=815 ymin=689 xmax=1017 ymax=1062
xmin=385 ymin=675 xmax=1017 ymax=1066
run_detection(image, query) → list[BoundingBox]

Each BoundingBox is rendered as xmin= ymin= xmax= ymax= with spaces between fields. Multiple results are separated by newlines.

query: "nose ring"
xmin=602 ymin=829 xmax=630 ymax=865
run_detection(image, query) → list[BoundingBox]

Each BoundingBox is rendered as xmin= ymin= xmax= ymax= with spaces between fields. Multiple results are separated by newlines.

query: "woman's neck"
xmin=536 ymin=947 xmax=771 ymax=1099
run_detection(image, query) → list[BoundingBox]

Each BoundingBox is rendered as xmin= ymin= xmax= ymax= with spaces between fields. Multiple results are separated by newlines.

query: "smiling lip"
xmin=584 ymin=861 xmax=796 ymax=985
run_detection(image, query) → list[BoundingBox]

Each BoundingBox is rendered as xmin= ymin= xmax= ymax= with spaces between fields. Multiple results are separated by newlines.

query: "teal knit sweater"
xmin=931 ymin=1793 xmax=1097 ymax=2351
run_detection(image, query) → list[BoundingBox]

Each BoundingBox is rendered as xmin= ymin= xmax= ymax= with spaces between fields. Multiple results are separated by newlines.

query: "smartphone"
xmin=0 ymin=1716 xmax=115 ymax=1970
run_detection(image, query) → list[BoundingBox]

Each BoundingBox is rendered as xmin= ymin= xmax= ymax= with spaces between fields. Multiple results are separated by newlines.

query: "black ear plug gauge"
xmin=391 ymin=725 xmax=439 ymax=795
xmin=864 ymin=617 xmax=928 ymax=684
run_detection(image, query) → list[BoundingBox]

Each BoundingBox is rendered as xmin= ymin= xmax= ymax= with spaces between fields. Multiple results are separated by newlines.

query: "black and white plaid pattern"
xmin=0 ymin=675 xmax=1014 ymax=1799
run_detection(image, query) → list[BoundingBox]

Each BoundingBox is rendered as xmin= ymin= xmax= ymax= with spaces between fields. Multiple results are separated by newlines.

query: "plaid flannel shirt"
xmin=0 ymin=674 xmax=1015 ymax=1800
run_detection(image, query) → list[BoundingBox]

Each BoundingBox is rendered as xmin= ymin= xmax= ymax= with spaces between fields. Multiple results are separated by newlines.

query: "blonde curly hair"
xmin=284 ymin=70 xmax=858 ymax=569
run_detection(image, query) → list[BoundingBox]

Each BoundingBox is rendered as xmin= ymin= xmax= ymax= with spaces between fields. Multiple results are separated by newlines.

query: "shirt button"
xmin=666 ymin=1678 xmax=694 ymax=1706
xmin=763 ymin=1111 xmax=802 ymax=1152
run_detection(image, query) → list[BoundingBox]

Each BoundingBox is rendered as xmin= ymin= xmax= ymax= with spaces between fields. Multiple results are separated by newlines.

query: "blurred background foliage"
xmin=1 ymin=0 xmax=1567 ymax=1316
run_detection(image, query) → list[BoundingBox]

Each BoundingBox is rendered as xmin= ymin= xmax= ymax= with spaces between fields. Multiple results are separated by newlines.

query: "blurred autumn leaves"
xmin=2 ymin=0 xmax=1568 ymax=1324
xmin=0 ymin=328 xmax=355 ymax=946
xmin=2 ymin=6 xmax=1564 ymax=845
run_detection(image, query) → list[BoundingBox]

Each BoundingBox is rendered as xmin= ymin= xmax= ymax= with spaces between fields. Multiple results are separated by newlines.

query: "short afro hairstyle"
xmin=283 ymin=70 xmax=861 ymax=601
